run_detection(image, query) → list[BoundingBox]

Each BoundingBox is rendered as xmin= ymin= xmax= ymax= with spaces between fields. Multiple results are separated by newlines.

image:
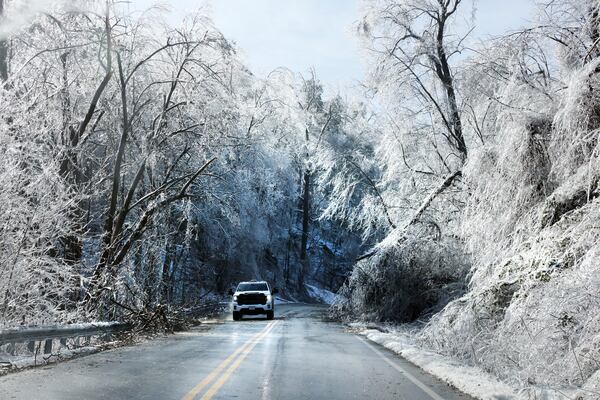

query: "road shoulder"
xmin=356 ymin=327 xmax=518 ymax=399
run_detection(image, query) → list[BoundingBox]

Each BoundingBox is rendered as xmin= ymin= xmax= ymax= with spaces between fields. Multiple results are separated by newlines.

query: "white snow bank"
xmin=360 ymin=329 xmax=520 ymax=399
xmin=305 ymin=284 xmax=337 ymax=304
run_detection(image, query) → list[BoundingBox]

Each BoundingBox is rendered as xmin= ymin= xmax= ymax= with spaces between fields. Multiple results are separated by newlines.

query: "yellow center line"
xmin=182 ymin=321 xmax=275 ymax=400
xmin=200 ymin=320 xmax=280 ymax=400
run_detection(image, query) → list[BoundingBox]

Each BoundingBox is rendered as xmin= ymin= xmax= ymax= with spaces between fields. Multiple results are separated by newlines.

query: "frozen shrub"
xmin=332 ymin=228 xmax=469 ymax=323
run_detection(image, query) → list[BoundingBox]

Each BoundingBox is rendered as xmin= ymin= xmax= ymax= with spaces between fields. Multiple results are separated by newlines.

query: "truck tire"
xmin=266 ymin=310 xmax=274 ymax=320
xmin=233 ymin=311 xmax=241 ymax=321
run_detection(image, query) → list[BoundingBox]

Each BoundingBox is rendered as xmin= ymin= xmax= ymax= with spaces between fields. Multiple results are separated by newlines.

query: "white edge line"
xmin=356 ymin=335 xmax=447 ymax=400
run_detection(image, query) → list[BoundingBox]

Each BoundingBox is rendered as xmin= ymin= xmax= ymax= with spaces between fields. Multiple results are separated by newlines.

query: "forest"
xmin=2 ymin=0 xmax=600 ymax=395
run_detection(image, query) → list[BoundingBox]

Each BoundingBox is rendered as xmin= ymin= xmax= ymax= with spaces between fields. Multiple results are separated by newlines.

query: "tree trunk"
xmin=299 ymin=127 xmax=311 ymax=288
xmin=435 ymin=16 xmax=467 ymax=162
xmin=161 ymin=241 xmax=173 ymax=304
xmin=95 ymin=53 xmax=128 ymax=282
xmin=590 ymin=3 xmax=600 ymax=59
xmin=300 ymin=171 xmax=310 ymax=261
xmin=58 ymin=51 xmax=83 ymax=265
xmin=0 ymin=0 xmax=8 ymax=82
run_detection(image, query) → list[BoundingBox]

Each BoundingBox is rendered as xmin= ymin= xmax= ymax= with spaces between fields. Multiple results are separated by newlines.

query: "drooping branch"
xmin=345 ymin=157 xmax=397 ymax=229
xmin=124 ymin=41 xmax=192 ymax=86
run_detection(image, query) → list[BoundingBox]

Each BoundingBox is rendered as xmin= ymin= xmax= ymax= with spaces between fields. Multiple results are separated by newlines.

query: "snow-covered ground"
xmin=305 ymin=284 xmax=337 ymax=304
xmin=356 ymin=326 xmax=579 ymax=400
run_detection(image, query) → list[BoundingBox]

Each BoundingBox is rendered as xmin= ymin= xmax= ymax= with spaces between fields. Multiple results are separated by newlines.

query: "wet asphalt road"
xmin=0 ymin=304 xmax=473 ymax=400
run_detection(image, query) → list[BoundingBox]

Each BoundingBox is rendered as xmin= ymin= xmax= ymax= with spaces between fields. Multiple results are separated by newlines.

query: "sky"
xmin=126 ymin=0 xmax=537 ymax=94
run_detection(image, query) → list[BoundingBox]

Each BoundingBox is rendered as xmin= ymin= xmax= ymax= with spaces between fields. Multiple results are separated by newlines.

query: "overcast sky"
xmin=129 ymin=0 xmax=536 ymax=94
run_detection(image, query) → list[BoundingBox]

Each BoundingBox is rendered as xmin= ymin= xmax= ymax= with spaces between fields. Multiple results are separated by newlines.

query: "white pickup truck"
xmin=228 ymin=280 xmax=278 ymax=321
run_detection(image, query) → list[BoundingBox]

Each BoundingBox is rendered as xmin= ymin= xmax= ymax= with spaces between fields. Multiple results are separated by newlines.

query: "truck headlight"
xmin=233 ymin=295 xmax=238 ymax=302
xmin=266 ymin=294 xmax=272 ymax=303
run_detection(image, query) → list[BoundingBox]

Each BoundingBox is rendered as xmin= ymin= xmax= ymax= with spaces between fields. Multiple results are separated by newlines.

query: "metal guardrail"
xmin=0 ymin=300 xmax=223 ymax=362
xmin=0 ymin=322 xmax=130 ymax=358
xmin=0 ymin=322 xmax=129 ymax=346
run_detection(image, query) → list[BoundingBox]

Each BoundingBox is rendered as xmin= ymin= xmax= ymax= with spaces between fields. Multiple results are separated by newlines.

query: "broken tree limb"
xmin=89 ymin=157 xmax=217 ymax=300
xmin=355 ymin=170 xmax=462 ymax=261
xmin=346 ymin=157 xmax=397 ymax=229
xmin=405 ymin=170 xmax=462 ymax=228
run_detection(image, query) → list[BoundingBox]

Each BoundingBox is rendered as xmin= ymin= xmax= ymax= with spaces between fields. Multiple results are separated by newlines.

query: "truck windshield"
xmin=237 ymin=283 xmax=269 ymax=291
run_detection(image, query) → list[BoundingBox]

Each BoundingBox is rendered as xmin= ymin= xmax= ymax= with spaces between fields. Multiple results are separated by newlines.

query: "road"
xmin=0 ymin=304 xmax=473 ymax=400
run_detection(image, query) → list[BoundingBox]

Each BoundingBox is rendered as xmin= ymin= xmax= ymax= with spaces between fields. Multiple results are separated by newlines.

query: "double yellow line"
xmin=182 ymin=321 xmax=279 ymax=400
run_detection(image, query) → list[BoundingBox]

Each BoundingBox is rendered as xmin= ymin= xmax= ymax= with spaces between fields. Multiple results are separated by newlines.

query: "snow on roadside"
xmin=274 ymin=296 xmax=295 ymax=305
xmin=305 ymin=284 xmax=337 ymax=304
xmin=358 ymin=328 xmax=520 ymax=400
xmin=358 ymin=326 xmax=582 ymax=399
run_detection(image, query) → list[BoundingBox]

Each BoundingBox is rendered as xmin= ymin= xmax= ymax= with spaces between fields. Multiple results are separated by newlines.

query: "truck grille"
xmin=237 ymin=293 xmax=267 ymax=305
